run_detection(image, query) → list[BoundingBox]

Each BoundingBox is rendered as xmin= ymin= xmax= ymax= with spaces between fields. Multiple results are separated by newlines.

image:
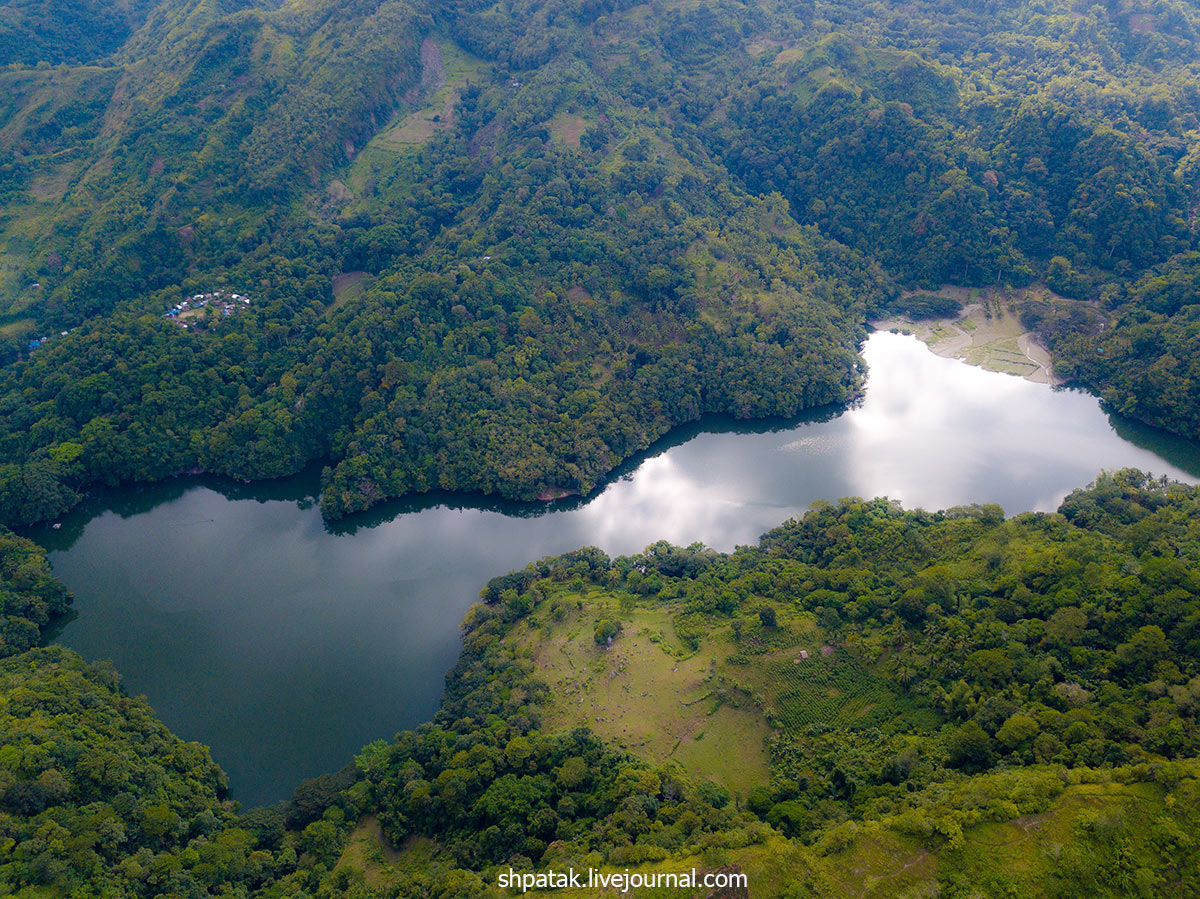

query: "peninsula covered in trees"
xmin=3 ymin=471 xmax=1200 ymax=896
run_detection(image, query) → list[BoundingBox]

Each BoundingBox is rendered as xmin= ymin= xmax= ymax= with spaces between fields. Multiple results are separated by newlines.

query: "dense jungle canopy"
xmin=1 ymin=0 xmax=1199 ymax=524
xmin=4 ymin=1 xmax=1200 ymax=896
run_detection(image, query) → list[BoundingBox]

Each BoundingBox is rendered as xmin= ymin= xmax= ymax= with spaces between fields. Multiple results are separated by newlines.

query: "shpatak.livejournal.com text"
xmin=499 ymin=867 xmax=747 ymax=894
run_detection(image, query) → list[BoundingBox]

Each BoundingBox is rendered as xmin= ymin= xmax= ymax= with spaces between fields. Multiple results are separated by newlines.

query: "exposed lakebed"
xmin=30 ymin=332 xmax=1200 ymax=806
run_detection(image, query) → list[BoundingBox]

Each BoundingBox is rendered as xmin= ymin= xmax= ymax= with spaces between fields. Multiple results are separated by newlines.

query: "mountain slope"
xmin=1 ymin=0 xmax=1199 ymax=527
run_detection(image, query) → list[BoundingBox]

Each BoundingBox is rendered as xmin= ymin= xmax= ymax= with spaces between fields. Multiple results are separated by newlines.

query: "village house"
xmin=165 ymin=289 xmax=252 ymax=326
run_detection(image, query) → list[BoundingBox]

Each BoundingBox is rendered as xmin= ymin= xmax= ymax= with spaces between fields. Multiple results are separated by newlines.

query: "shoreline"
xmin=871 ymin=291 xmax=1063 ymax=386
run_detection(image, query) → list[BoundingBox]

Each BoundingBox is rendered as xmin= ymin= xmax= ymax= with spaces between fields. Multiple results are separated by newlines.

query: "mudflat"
xmin=873 ymin=286 xmax=1063 ymax=385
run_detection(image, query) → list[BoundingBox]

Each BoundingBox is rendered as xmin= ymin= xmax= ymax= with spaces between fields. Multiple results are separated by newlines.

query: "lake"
xmin=31 ymin=331 xmax=1200 ymax=807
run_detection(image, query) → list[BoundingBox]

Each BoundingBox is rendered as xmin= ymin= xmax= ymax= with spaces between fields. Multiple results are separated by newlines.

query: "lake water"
xmin=31 ymin=332 xmax=1200 ymax=807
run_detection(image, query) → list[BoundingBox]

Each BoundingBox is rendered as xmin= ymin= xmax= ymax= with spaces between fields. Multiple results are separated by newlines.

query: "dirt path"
xmin=1017 ymin=333 xmax=1057 ymax=384
xmin=418 ymin=37 xmax=445 ymax=95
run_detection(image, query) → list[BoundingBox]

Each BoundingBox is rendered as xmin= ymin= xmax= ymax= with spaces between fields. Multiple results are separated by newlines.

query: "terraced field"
xmin=370 ymin=38 xmax=487 ymax=151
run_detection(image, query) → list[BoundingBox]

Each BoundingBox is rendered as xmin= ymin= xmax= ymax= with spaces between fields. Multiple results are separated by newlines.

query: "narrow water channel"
xmin=31 ymin=332 xmax=1200 ymax=806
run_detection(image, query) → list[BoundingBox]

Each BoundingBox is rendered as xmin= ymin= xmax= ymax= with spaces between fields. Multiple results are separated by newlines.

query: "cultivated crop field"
xmin=761 ymin=652 xmax=909 ymax=733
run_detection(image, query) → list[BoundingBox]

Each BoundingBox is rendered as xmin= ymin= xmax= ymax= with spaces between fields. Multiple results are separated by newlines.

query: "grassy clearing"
xmin=372 ymin=38 xmax=487 ymax=151
xmin=739 ymin=38 xmax=810 ymax=67
xmin=0 ymin=318 xmax=35 ymax=339
xmin=331 ymin=270 xmax=369 ymax=309
xmin=772 ymin=47 xmax=806 ymax=65
xmin=28 ymin=163 xmax=79 ymax=203
xmin=333 ymin=819 xmax=477 ymax=893
xmin=744 ymin=39 xmax=780 ymax=57
xmin=334 ymin=816 xmax=408 ymax=889
xmin=873 ymin=285 xmax=1072 ymax=384
xmin=0 ymin=225 xmax=44 ymax=317
xmin=547 ymin=112 xmax=588 ymax=148
xmin=818 ymin=827 xmax=936 ymax=899
xmin=516 ymin=590 xmax=771 ymax=795
xmin=0 ymin=258 xmax=34 ymax=316
xmin=512 ymin=584 xmax=937 ymax=797
xmin=961 ymin=335 xmax=1037 ymax=378
xmin=948 ymin=780 xmax=1162 ymax=885
xmin=510 ymin=582 xmax=951 ymax=803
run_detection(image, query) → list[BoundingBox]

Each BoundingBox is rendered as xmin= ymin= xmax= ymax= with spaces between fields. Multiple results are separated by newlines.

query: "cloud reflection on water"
xmin=45 ymin=330 xmax=1200 ymax=805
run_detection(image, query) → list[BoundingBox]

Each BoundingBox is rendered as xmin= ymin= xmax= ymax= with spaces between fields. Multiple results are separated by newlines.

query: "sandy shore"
xmin=872 ymin=287 xmax=1063 ymax=386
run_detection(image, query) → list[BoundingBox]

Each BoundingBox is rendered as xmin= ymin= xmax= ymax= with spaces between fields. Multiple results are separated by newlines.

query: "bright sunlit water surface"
xmin=34 ymin=332 xmax=1200 ymax=805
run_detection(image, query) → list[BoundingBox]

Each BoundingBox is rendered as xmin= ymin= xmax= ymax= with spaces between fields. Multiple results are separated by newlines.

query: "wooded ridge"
xmin=1 ymin=0 xmax=1199 ymax=526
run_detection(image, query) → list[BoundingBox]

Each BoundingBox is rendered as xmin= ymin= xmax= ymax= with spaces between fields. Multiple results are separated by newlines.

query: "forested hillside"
xmin=5 ymin=4 xmax=1200 ymax=896
xmin=0 ymin=525 xmax=69 ymax=655
xmin=0 ymin=0 xmax=162 ymax=65
xmin=4 ymin=472 xmax=1200 ymax=896
xmin=2 ymin=0 xmax=1200 ymax=525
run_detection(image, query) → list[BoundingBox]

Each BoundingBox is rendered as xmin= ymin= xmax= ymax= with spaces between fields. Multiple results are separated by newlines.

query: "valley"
xmin=3 ymin=0 xmax=1200 ymax=896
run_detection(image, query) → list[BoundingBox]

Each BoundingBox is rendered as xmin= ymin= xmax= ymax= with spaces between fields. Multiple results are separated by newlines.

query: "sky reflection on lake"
xmin=37 ymin=331 xmax=1200 ymax=805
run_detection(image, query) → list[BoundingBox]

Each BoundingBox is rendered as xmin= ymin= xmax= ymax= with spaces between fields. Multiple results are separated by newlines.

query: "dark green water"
xmin=31 ymin=333 xmax=1200 ymax=806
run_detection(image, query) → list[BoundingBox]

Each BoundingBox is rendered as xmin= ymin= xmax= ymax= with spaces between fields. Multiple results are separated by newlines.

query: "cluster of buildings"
xmin=165 ymin=290 xmax=251 ymax=326
xmin=23 ymin=289 xmax=252 ymax=353
xmin=27 ymin=329 xmax=72 ymax=351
